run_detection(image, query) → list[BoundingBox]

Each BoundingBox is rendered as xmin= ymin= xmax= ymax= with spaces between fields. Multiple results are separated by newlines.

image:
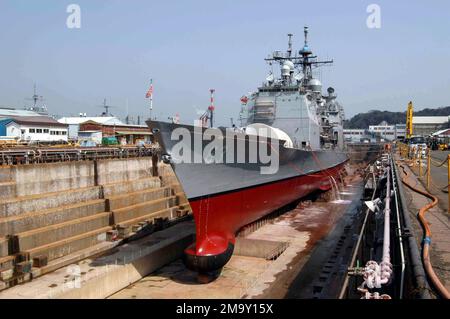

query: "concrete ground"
xmin=111 ymin=168 xmax=365 ymax=299
xmin=0 ymin=222 xmax=194 ymax=299
xmin=396 ymin=154 xmax=450 ymax=295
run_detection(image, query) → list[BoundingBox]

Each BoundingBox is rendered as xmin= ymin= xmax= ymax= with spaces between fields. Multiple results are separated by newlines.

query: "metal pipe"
xmin=360 ymin=155 xmax=393 ymax=290
xmin=338 ymin=170 xmax=377 ymax=299
xmin=391 ymin=157 xmax=406 ymax=298
xmin=379 ymin=165 xmax=392 ymax=285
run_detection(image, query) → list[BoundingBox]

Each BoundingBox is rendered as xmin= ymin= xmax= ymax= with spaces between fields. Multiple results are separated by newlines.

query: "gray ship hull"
xmin=148 ymin=120 xmax=348 ymax=272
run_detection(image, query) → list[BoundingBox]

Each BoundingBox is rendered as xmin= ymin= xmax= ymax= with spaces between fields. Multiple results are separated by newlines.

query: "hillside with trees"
xmin=344 ymin=106 xmax=450 ymax=129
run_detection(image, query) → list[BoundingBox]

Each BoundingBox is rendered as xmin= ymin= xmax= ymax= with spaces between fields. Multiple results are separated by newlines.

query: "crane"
xmin=406 ymin=101 xmax=413 ymax=139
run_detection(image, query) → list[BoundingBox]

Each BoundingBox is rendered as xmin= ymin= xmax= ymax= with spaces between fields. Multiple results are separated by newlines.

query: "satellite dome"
xmin=281 ymin=63 xmax=291 ymax=77
xmin=284 ymin=60 xmax=295 ymax=71
xmin=308 ymin=78 xmax=322 ymax=92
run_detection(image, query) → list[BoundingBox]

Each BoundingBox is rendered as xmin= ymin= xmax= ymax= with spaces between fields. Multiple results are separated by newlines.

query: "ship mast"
xmin=296 ymin=26 xmax=333 ymax=85
xmin=263 ymin=27 xmax=334 ymax=88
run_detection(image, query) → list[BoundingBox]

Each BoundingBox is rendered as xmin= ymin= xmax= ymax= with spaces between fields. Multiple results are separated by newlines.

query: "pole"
xmin=419 ymin=147 xmax=422 ymax=177
xmin=427 ymin=148 xmax=431 ymax=189
xmin=150 ymin=80 xmax=153 ymax=120
xmin=208 ymin=88 xmax=215 ymax=128
xmin=448 ymin=154 xmax=450 ymax=213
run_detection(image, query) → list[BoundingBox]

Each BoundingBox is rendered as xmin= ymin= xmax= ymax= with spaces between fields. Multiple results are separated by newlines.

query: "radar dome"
xmin=308 ymin=79 xmax=322 ymax=93
xmin=284 ymin=60 xmax=295 ymax=71
xmin=281 ymin=64 xmax=291 ymax=77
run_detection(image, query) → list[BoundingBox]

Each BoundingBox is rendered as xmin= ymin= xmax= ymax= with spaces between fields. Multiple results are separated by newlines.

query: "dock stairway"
xmin=0 ymin=160 xmax=191 ymax=291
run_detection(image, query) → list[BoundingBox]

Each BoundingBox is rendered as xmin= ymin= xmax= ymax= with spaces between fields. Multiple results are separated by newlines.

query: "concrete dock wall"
xmin=0 ymin=237 xmax=7 ymax=257
xmin=26 ymin=227 xmax=111 ymax=261
xmin=112 ymin=196 xmax=177 ymax=224
xmin=107 ymin=187 xmax=171 ymax=210
xmin=15 ymin=213 xmax=111 ymax=251
xmin=102 ymin=177 xmax=161 ymax=197
xmin=0 ymin=157 xmax=156 ymax=201
xmin=0 ymin=186 xmax=103 ymax=218
xmin=0 ymin=167 xmax=12 ymax=183
xmin=0 ymin=199 xmax=105 ymax=235
xmin=0 ymin=157 xmax=191 ymax=292
xmin=97 ymin=158 xmax=153 ymax=185
xmin=13 ymin=162 xmax=95 ymax=197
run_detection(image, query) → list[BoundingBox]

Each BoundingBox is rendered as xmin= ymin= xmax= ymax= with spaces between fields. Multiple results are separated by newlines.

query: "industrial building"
xmin=58 ymin=116 xmax=152 ymax=145
xmin=347 ymin=116 xmax=449 ymax=142
xmin=368 ymin=121 xmax=396 ymax=141
xmin=79 ymin=120 xmax=152 ymax=145
xmin=343 ymin=129 xmax=367 ymax=143
xmin=58 ymin=116 xmax=124 ymax=140
xmin=0 ymin=108 xmax=68 ymax=143
xmin=412 ymin=116 xmax=450 ymax=136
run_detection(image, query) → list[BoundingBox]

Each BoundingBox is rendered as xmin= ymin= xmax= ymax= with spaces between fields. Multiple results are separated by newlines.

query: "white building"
xmin=343 ymin=129 xmax=367 ymax=143
xmin=0 ymin=116 xmax=69 ymax=142
xmin=395 ymin=124 xmax=406 ymax=140
xmin=58 ymin=116 xmax=124 ymax=140
xmin=368 ymin=121 xmax=396 ymax=141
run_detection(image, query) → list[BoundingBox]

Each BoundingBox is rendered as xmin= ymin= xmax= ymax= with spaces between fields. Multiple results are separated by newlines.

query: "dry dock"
xmin=4 ymin=143 xmax=446 ymax=299
xmin=110 ymin=168 xmax=365 ymax=299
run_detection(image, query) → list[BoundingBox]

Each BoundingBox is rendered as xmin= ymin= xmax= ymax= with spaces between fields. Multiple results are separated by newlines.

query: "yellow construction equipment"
xmin=406 ymin=101 xmax=413 ymax=139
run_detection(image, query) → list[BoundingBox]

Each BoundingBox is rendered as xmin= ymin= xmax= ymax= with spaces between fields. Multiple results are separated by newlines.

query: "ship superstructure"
xmin=240 ymin=27 xmax=345 ymax=150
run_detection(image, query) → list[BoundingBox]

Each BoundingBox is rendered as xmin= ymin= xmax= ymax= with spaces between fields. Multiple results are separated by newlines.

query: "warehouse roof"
xmin=413 ymin=116 xmax=450 ymax=124
xmin=0 ymin=116 xmax=67 ymax=127
xmin=0 ymin=107 xmax=43 ymax=117
xmin=58 ymin=116 xmax=124 ymax=125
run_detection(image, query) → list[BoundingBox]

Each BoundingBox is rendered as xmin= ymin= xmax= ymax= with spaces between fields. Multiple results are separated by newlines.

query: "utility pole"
xmin=208 ymin=89 xmax=215 ymax=128
xmin=145 ymin=79 xmax=154 ymax=120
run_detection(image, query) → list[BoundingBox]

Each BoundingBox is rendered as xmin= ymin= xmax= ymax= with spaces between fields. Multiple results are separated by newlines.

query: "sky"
xmin=0 ymin=0 xmax=449 ymax=126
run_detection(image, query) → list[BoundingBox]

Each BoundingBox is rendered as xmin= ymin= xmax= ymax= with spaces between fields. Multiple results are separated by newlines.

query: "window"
xmin=43 ymin=129 xmax=49 ymax=133
xmin=21 ymin=129 xmax=25 ymax=135
xmin=62 ymin=131 xmax=67 ymax=135
xmin=36 ymin=129 xmax=42 ymax=133
xmin=29 ymin=128 xmax=35 ymax=133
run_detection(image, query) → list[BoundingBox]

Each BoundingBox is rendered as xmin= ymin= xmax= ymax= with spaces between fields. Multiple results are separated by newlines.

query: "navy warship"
xmin=148 ymin=27 xmax=348 ymax=273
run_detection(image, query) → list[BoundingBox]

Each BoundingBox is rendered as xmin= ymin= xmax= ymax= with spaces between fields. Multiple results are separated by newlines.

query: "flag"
xmin=145 ymin=80 xmax=153 ymax=98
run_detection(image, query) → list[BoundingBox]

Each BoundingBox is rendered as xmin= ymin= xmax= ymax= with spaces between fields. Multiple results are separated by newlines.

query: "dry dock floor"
xmin=111 ymin=169 xmax=364 ymax=299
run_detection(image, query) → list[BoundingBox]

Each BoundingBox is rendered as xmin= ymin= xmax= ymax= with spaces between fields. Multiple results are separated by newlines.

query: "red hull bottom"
xmin=184 ymin=163 xmax=346 ymax=272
